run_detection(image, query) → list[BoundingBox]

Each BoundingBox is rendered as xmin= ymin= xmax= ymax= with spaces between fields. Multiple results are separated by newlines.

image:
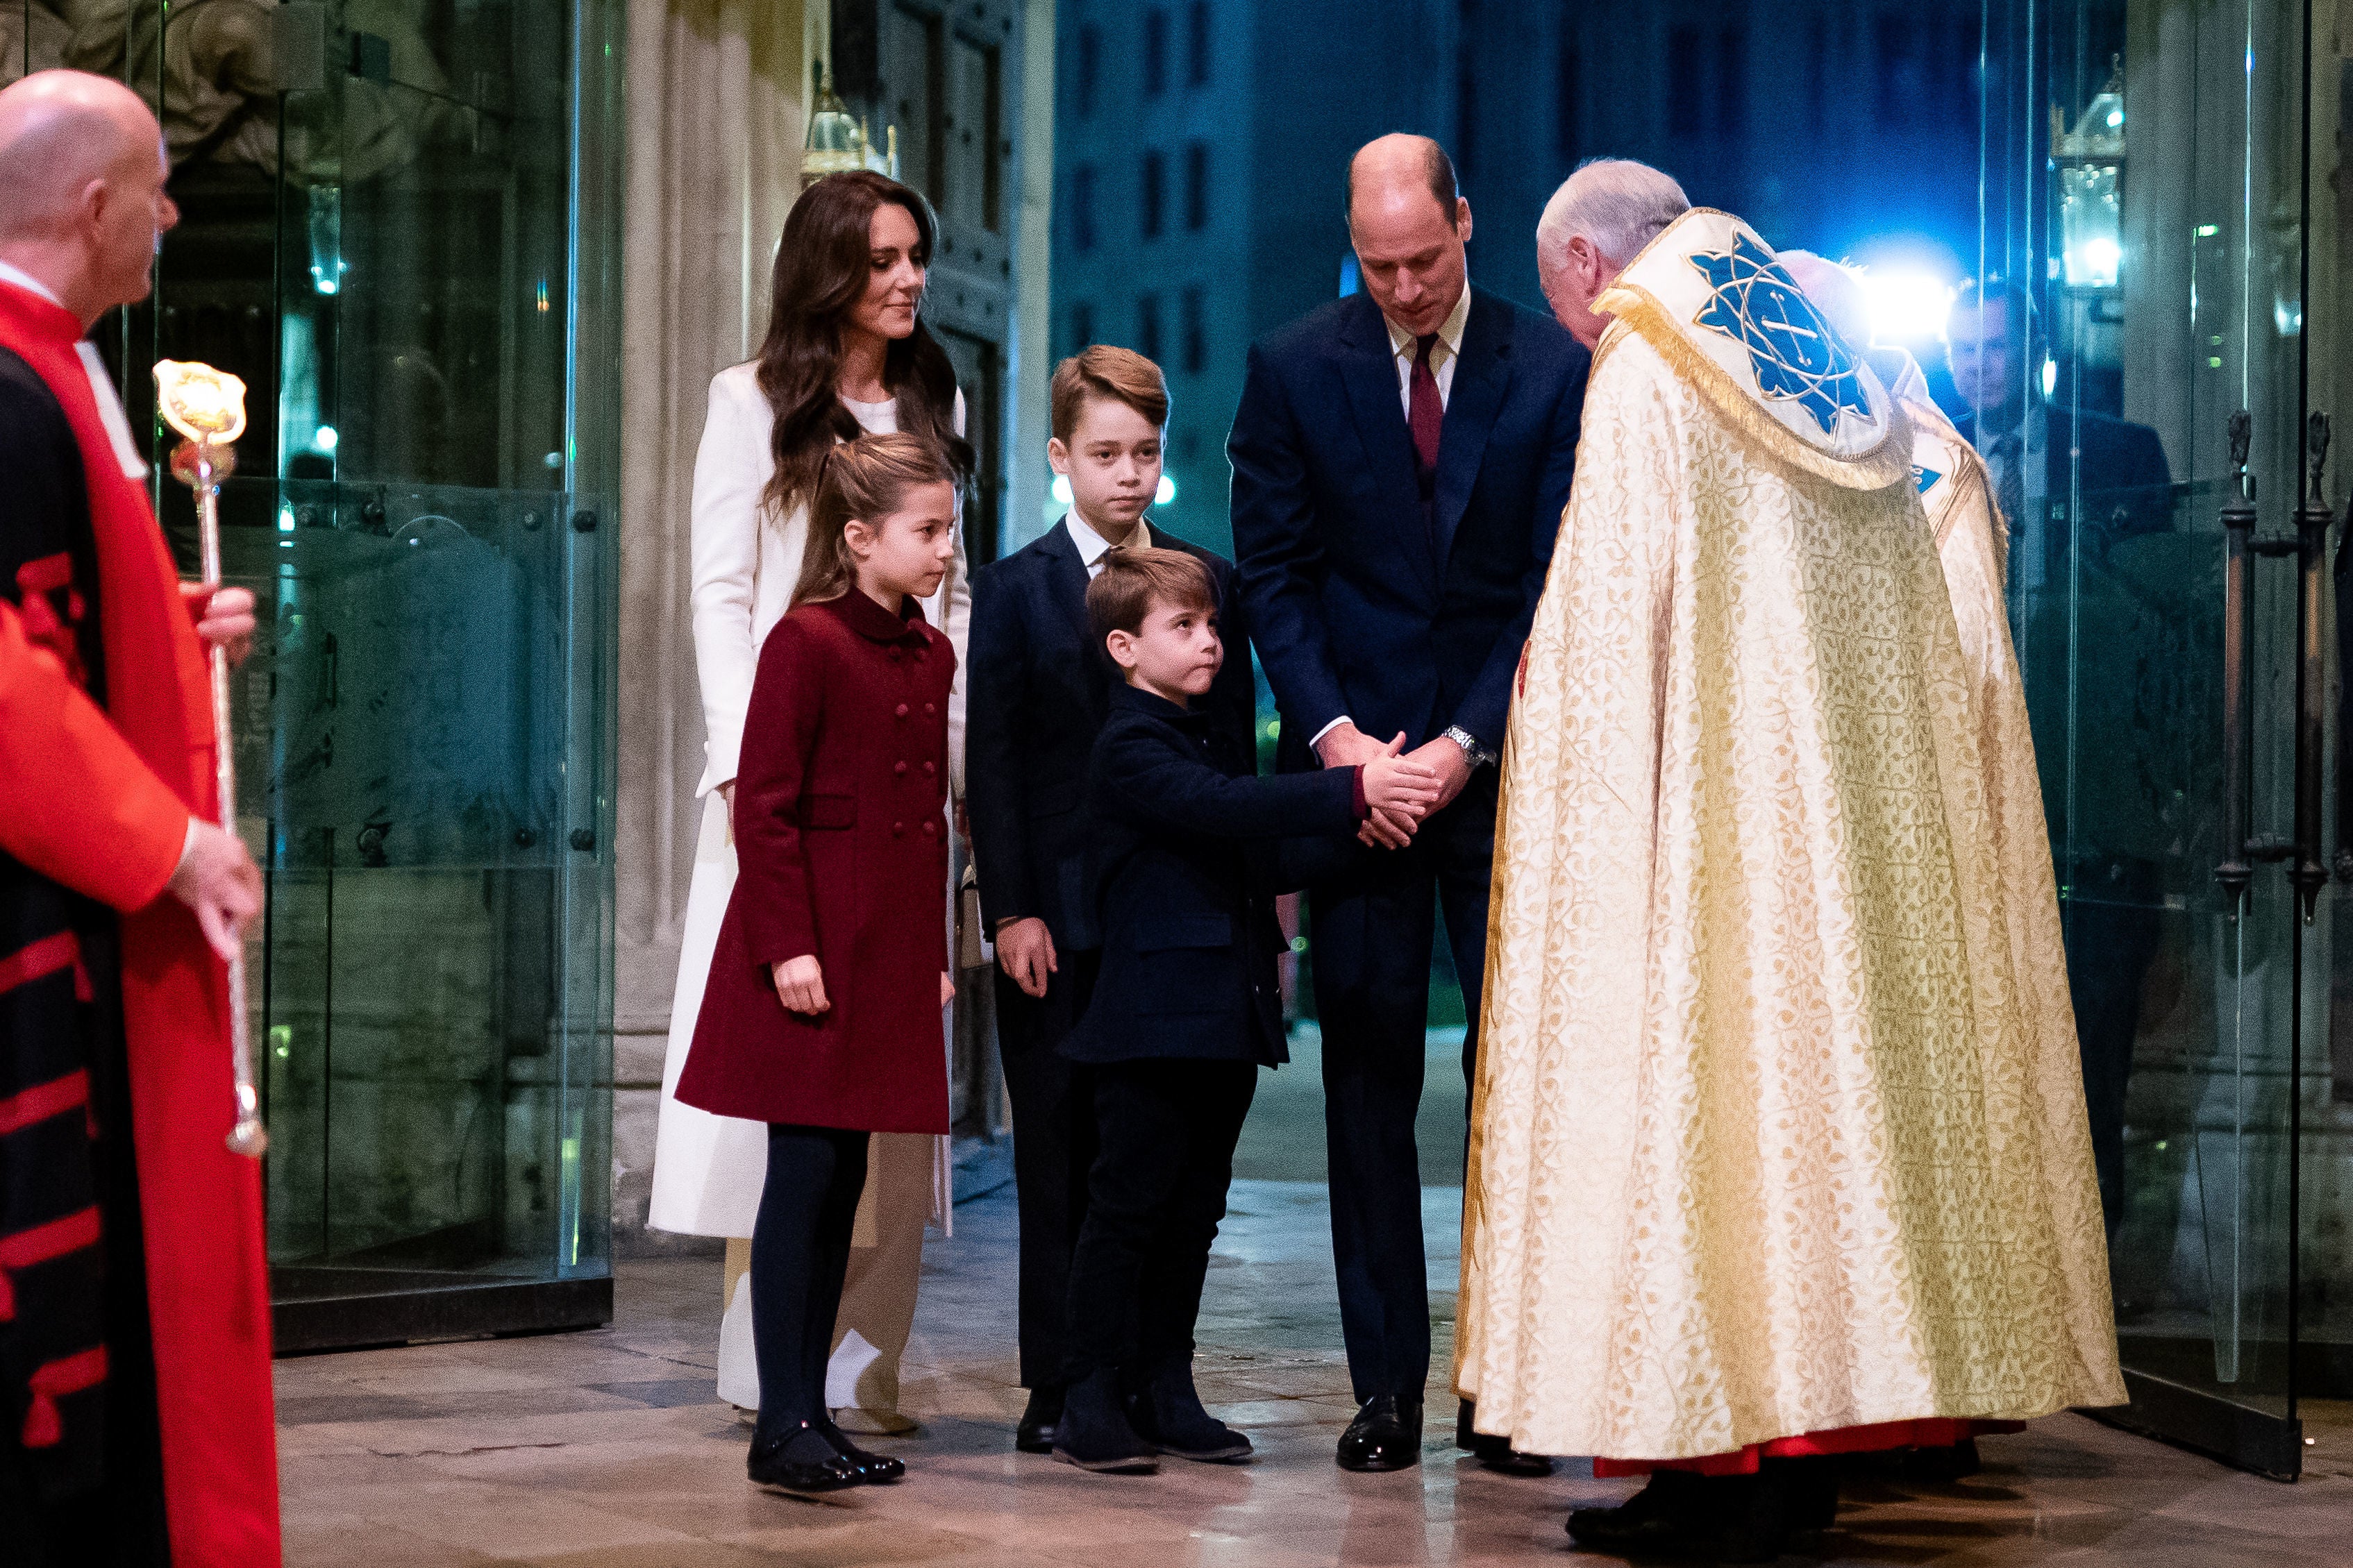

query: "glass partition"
xmin=5 ymin=0 xmax=622 ymax=1349
xmin=1979 ymin=0 xmax=2347 ymax=1476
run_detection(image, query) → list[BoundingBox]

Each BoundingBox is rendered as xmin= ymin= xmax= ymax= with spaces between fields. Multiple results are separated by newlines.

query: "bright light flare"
xmin=1155 ymin=475 xmax=1176 ymax=505
xmin=1857 ymin=269 xmax=1955 ymax=346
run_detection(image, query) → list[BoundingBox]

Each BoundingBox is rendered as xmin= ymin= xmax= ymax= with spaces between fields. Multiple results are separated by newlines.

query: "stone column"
xmin=612 ymin=0 xmax=814 ymax=1251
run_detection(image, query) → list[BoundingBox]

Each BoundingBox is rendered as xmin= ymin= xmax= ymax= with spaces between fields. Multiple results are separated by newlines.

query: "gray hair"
xmin=1536 ymin=159 xmax=1691 ymax=273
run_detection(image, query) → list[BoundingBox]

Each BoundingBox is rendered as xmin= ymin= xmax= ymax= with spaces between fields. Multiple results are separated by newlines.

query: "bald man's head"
xmin=0 ymin=69 xmax=176 ymax=324
xmin=1345 ymin=134 xmax=1471 ymax=339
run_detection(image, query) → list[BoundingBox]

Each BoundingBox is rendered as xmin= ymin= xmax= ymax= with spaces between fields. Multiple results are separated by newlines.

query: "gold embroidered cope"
xmin=1454 ymin=225 xmax=2125 ymax=1461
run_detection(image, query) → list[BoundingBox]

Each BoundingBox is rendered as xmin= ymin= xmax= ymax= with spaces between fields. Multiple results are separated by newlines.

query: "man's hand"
xmin=940 ymin=970 xmax=955 ymax=1009
xmin=1403 ymin=735 xmax=1475 ymax=813
xmin=167 ymin=820 xmax=262 ymax=961
xmin=771 ymin=954 xmax=830 ymax=1015
xmin=181 ymin=583 xmax=255 ymax=666
xmin=1313 ymin=719 xmax=1388 ymax=771
xmin=996 ymin=916 xmax=1057 ymax=999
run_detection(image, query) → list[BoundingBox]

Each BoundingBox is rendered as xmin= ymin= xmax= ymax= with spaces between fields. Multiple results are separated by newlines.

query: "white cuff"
xmin=173 ymin=816 xmax=201 ymax=879
xmin=1308 ymin=715 xmax=1354 ymax=756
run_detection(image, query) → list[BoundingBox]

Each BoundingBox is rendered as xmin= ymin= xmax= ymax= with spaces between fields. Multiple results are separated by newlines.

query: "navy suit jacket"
xmin=1061 ymin=685 xmax=1359 ymax=1068
xmin=964 ymin=519 xmax=1256 ymax=950
xmin=1228 ymin=286 xmax=1589 ymax=761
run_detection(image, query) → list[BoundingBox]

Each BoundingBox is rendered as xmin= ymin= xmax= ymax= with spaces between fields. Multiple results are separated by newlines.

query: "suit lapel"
xmin=1335 ymin=296 xmax=1437 ymax=596
xmin=1434 ymin=292 xmax=1512 ymax=564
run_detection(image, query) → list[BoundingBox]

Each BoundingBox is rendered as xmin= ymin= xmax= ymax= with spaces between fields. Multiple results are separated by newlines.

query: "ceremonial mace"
xmin=153 ymin=360 xmax=268 ymax=1158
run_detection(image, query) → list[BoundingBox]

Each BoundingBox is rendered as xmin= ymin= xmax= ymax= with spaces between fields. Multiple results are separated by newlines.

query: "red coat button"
xmin=889 ymin=647 xmax=903 ymax=663
xmin=922 ymin=761 xmax=937 ymax=777
xmin=894 ymin=761 xmax=909 ymax=775
xmin=895 ymin=703 xmax=910 ymax=718
xmin=923 ymin=702 xmax=937 ymax=716
xmin=920 ymin=820 xmax=936 ymax=836
xmin=892 ymin=821 xmax=906 ymax=837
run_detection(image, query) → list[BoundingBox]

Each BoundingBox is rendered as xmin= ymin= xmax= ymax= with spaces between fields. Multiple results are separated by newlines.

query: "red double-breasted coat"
xmin=676 ymin=589 xmax=954 ymax=1134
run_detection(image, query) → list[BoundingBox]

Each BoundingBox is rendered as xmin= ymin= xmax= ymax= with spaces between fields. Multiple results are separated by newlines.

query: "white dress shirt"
xmin=1064 ymin=512 xmax=1153 ymax=577
xmin=1315 ymin=286 xmax=1474 ymax=754
xmin=0 ymin=260 xmax=65 ymax=308
xmin=1382 ymin=283 xmax=1471 ymax=418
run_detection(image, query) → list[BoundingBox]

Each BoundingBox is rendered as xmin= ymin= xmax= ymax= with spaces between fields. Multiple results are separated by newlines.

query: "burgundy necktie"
xmin=1409 ymin=334 xmax=1443 ymax=474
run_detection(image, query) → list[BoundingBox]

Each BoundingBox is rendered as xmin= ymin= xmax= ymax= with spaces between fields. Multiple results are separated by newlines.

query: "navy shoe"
xmin=1126 ymin=1361 xmax=1252 ymax=1463
xmin=1051 ymin=1369 xmax=1159 ymax=1474
xmin=1015 ymin=1386 xmax=1063 ymax=1455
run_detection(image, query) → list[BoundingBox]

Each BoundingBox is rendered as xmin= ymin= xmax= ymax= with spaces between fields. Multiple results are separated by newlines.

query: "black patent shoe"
xmin=1335 ymin=1394 xmax=1423 ymax=1472
xmin=1015 ymin=1386 xmax=1064 ymax=1455
xmin=815 ymin=1415 xmax=905 ymax=1483
xmin=1051 ymin=1369 xmax=1159 ymax=1474
xmin=747 ymin=1422 xmax=860 ymax=1494
xmin=1456 ymin=1399 xmax=1555 ymax=1476
xmin=1127 ymin=1361 xmax=1253 ymax=1462
xmin=1566 ymin=1469 xmax=1787 ymax=1564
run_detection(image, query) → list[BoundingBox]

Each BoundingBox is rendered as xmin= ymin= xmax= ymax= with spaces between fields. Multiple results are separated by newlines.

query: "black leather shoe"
xmin=1898 ymin=1436 xmax=1980 ymax=1482
xmin=1455 ymin=1399 xmax=1554 ymax=1476
xmin=747 ymin=1422 xmax=860 ymax=1494
xmin=1566 ymin=1469 xmax=1787 ymax=1565
xmin=1127 ymin=1360 xmax=1252 ymax=1462
xmin=1335 ymin=1394 xmax=1422 ymax=1472
xmin=815 ymin=1415 xmax=904 ymax=1483
xmin=1014 ymin=1386 xmax=1064 ymax=1455
xmin=1766 ymin=1454 xmax=1839 ymax=1532
xmin=1051 ymin=1369 xmax=1159 ymax=1474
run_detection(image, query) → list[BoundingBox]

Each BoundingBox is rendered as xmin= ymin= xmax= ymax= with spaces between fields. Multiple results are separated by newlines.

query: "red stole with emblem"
xmin=0 ymin=281 xmax=280 ymax=1568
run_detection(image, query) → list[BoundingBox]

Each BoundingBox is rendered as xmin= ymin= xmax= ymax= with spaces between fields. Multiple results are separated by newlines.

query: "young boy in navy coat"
xmin=1050 ymin=548 xmax=1440 ymax=1473
xmin=965 ymin=348 xmax=1257 ymax=1453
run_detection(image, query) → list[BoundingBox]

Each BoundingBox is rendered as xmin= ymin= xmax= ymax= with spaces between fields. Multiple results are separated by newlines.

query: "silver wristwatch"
xmin=1443 ymin=725 xmax=1497 ymax=768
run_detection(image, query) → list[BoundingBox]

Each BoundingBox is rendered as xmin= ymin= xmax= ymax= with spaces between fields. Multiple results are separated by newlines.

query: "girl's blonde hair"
xmin=787 ymin=432 xmax=960 ymax=611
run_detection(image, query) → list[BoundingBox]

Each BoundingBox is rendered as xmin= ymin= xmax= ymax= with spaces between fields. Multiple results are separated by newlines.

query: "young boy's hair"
xmin=1050 ymin=345 xmax=1170 ymax=442
xmin=1086 ymin=546 xmax=1216 ymax=646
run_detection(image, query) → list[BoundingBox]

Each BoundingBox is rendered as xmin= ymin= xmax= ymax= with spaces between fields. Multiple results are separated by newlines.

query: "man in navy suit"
xmin=966 ymin=347 xmax=1257 ymax=1454
xmin=1228 ymin=133 xmax=1589 ymax=1474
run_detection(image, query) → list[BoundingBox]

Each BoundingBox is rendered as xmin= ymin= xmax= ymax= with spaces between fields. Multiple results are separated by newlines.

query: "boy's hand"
xmin=1357 ymin=732 xmax=1426 ymax=850
xmin=771 ymin=954 xmax=830 ymax=1015
xmin=996 ymin=916 xmax=1057 ymax=998
xmin=940 ymin=971 xmax=955 ymax=1009
xmin=1362 ymin=735 xmax=1442 ymax=823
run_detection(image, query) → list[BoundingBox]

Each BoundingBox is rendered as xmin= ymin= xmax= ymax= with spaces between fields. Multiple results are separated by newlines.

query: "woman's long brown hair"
xmin=755 ymin=171 xmax=974 ymax=523
xmin=789 ymin=432 xmax=960 ymax=612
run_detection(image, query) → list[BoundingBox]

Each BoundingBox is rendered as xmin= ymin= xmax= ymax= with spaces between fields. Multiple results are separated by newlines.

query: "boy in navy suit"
xmin=1049 ymin=549 xmax=1439 ymax=1473
xmin=965 ymin=348 xmax=1257 ymax=1453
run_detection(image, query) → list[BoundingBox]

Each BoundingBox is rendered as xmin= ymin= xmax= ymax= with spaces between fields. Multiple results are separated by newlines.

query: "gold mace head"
xmin=153 ymin=359 xmax=248 ymax=487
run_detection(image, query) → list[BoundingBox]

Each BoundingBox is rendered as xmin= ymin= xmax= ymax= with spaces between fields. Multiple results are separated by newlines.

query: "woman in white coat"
xmin=650 ymin=169 xmax=971 ymax=1433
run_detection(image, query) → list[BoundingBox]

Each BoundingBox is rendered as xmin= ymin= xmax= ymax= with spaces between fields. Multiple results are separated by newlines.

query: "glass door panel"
xmin=0 ymin=0 xmax=620 ymax=1347
xmin=1981 ymin=0 xmax=2337 ymax=1476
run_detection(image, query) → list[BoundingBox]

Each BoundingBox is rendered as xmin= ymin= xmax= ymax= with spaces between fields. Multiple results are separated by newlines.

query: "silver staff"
xmin=154 ymin=360 xmax=267 ymax=1158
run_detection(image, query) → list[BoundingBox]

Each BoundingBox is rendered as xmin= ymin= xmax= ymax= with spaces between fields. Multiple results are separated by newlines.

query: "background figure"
xmin=647 ymin=169 xmax=971 ymax=1434
xmin=1228 ymin=133 xmax=1586 ymax=1474
xmin=1946 ymin=278 xmax=2172 ymax=1238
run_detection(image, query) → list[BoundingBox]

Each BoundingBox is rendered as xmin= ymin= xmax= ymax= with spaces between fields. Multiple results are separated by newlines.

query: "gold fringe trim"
xmin=1597 ymin=284 xmax=1916 ymax=493
xmin=1907 ymin=398 xmax=2009 ymax=587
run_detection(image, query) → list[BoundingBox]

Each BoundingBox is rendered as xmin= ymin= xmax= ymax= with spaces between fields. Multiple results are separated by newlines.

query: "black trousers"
xmin=1062 ymin=1059 xmax=1257 ymax=1385
xmin=748 ymin=1124 xmax=870 ymax=1444
xmin=2062 ymin=886 xmax=2163 ymax=1245
xmin=1308 ymin=770 xmax=1496 ymax=1403
xmin=994 ymin=951 xmax=1099 ymax=1390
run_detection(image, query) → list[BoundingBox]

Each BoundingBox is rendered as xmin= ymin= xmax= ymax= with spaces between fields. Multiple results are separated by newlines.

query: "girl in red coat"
xmin=676 ymin=432 xmax=960 ymax=1493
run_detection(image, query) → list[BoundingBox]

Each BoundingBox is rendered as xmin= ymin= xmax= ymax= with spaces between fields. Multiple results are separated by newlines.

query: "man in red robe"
xmin=0 ymin=68 xmax=281 ymax=1567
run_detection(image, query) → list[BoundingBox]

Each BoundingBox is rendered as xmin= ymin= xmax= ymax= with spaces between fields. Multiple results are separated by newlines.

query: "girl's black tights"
xmin=748 ymin=1122 xmax=871 ymax=1449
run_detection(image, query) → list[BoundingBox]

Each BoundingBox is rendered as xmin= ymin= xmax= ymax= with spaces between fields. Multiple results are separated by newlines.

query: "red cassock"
xmin=0 ymin=283 xmax=281 ymax=1567
xmin=676 ymin=589 xmax=955 ymax=1136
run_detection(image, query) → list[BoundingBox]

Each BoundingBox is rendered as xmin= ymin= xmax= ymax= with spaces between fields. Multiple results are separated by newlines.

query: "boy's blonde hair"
xmin=1050 ymin=345 xmax=1170 ymax=442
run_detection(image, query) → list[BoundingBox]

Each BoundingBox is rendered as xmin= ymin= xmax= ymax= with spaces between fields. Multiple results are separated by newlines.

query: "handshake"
xmin=1316 ymin=720 xmax=1469 ymax=850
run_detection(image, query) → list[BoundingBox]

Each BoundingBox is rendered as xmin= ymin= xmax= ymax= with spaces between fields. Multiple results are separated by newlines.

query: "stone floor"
xmin=276 ymin=1029 xmax=2353 ymax=1565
